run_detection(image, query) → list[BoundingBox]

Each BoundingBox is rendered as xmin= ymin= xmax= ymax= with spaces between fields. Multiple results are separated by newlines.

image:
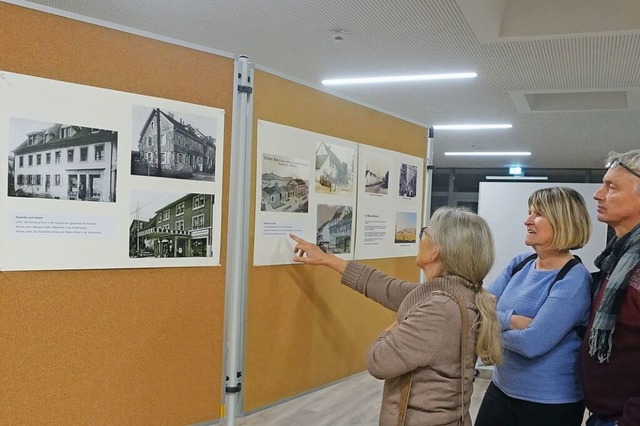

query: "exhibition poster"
xmin=0 ymin=71 xmax=224 ymax=270
xmin=254 ymin=120 xmax=357 ymax=266
xmin=354 ymin=145 xmax=423 ymax=260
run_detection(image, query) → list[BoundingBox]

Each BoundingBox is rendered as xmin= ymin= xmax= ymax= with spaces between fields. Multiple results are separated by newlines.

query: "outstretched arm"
xmin=291 ymin=234 xmax=416 ymax=311
xmin=290 ymin=234 xmax=348 ymax=274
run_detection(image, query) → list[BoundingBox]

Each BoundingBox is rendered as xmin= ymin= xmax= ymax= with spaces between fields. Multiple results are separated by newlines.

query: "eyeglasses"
xmin=606 ymin=159 xmax=640 ymax=180
xmin=419 ymin=226 xmax=429 ymax=240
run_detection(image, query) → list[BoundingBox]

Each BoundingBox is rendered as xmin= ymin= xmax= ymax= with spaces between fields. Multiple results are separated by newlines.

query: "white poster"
xmin=354 ymin=145 xmax=423 ymax=260
xmin=0 ymin=70 xmax=224 ymax=270
xmin=254 ymin=120 xmax=357 ymax=266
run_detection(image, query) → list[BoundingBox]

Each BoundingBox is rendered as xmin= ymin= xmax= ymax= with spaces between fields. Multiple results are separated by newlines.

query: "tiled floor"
xmin=231 ymin=369 xmax=489 ymax=426
xmin=226 ymin=368 xmax=590 ymax=426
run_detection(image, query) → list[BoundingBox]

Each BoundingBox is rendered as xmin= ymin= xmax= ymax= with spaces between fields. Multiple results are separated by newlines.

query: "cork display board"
xmin=0 ymin=3 xmax=430 ymax=423
xmin=244 ymin=70 xmax=428 ymax=411
xmin=0 ymin=3 xmax=233 ymax=425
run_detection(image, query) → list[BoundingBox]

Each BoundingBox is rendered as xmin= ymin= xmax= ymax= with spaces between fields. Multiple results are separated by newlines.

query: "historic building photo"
xmin=9 ymin=119 xmax=118 ymax=202
xmin=129 ymin=192 xmax=215 ymax=258
xmin=131 ymin=107 xmax=216 ymax=181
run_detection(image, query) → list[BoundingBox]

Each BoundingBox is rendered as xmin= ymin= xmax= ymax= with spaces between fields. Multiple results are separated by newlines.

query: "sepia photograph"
xmin=364 ymin=156 xmax=390 ymax=195
xmin=8 ymin=118 xmax=118 ymax=202
xmin=131 ymin=106 xmax=217 ymax=181
xmin=399 ymin=163 xmax=418 ymax=198
xmin=315 ymin=141 xmax=355 ymax=194
xmin=260 ymin=153 xmax=309 ymax=213
xmin=394 ymin=211 xmax=417 ymax=243
xmin=129 ymin=191 xmax=215 ymax=258
xmin=316 ymin=204 xmax=353 ymax=254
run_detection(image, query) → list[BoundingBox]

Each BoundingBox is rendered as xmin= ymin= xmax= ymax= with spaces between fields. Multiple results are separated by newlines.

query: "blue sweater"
xmin=487 ymin=253 xmax=592 ymax=403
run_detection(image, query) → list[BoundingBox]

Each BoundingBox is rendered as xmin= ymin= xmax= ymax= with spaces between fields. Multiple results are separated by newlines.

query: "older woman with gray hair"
xmin=290 ymin=206 xmax=502 ymax=426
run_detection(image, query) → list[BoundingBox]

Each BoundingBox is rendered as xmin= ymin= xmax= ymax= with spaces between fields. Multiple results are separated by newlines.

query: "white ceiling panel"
xmin=10 ymin=0 xmax=640 ymax=169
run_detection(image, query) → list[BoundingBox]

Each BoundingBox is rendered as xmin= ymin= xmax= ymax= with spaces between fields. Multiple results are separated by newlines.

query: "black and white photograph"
xmin=394 ymin=211 xmax=417 ymax=244
xmin=398 ymin=163 xmax=418 ymax=198
xmin=364 ymin=156 xmax=389 ymax=195
xmin=131 ymin=106 xmax=217 ymax=181
xmin=316 ymin=204 xmax=353 ymax=254
xmin=315 ymin=141 xmax=355 ymax=194
xmin=260 ymin=153 xmax=309 ymax=213
xmin=9 ymin=118 xmax=118 ymax=202
xmin=129 ymin=191 xmax=215 ymax=258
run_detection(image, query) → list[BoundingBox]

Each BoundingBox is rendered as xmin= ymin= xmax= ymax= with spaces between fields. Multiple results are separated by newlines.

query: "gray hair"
xmin=606 ymin=149 xmax=640 ymax=193
xmin=427 ymin=207 xmax=495 ymax=287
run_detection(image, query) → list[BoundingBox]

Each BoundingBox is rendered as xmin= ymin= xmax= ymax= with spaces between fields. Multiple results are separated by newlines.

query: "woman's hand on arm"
xmin=290 ymin=234 xmax=348 ymax=274
xmin=509 ymin=314 xmax=533 ymax=330
xmin=490 ymin=293 xmax=498 ymax=306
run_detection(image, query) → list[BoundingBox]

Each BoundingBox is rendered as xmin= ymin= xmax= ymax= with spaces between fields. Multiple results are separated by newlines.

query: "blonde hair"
xmin=428 ymin=207 xmax=502 ymax=365
xmin=528 ymin=187 xmax=591 ymax=250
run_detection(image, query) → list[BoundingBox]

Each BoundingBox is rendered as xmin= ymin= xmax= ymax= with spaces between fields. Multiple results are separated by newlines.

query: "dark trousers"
xmin=585 ymin=414 xmax=617 ymax=426
xmin=474 ymin=382 xmax=585 ymax=426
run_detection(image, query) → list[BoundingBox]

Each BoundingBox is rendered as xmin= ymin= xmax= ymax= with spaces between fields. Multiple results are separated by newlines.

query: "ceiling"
xmin=11 ymin=0 xmax=640 ymax=169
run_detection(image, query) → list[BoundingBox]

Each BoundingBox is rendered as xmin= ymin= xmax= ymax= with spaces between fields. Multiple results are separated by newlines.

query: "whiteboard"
xmin=478 ymin=182 xmax=608 ymax=285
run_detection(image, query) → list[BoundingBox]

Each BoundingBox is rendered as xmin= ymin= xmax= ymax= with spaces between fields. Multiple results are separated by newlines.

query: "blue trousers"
xmin=475 ymin=382 xmax=585 ymax=426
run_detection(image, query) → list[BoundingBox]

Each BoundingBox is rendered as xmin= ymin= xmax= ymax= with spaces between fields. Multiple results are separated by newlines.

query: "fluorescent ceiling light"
xmin=445 ymin=151 xmax=531 ymax=156
xmin=433 ymin=124 xmax=512 ymax=130
xmin=322 ymin=72 xmax=477 ymax=86
xmin=486 ymin=176 xmax=548 ymax=181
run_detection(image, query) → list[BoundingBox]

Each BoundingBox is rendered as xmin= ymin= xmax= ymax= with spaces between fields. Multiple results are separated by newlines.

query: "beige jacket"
xmin=342 ymin=263 xmax=479 ymax=426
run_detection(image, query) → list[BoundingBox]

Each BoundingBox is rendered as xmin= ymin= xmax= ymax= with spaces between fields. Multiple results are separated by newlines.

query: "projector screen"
xmin=478 ymin=182 xmax=608 ymax=285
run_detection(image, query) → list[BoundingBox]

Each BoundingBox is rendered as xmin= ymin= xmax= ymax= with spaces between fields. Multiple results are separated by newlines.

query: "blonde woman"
xmin=475 ymin=187 xmax=592 ymax=426
xmin=291 ymin=207 xmax=501 ymax=426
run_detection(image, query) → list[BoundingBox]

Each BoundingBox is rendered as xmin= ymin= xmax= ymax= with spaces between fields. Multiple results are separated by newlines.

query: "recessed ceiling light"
xmin=321 ymin=72 xmax=477 ymax=86
xmin=444 ymin=151 xmax=531 ymax=156
xmin=433 ymin=124 xmax=512 ymax=130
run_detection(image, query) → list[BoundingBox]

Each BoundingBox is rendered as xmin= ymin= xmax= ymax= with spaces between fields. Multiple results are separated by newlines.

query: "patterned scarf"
xmin=589 ymin=223 xmax=640 ymax=363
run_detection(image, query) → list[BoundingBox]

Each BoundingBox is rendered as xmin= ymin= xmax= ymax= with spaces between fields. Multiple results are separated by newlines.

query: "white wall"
xmin=478 ymin=182 xmax=608 ymax=285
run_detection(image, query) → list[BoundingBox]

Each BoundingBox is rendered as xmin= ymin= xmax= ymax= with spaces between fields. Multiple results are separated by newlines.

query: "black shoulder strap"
xmin=548 ymin=256 xmax=582 ymax=295
xmin=554 ymin=256 xmax=581 ymax=283
xmin=511 ymin=253 xmax=538 ymax=277
xmin=511 ymin=253 xmax=582 ymax=293
xmin=553 ymin=256 xmax=585 ymax=337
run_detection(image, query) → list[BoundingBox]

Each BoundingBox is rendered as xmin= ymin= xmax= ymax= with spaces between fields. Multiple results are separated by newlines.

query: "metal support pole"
xmin=420 ymin=127 xmax=435 ymax=282
xmin=422 ymin=126 xmax=435 ymax=226
xmin=223 ymin=55 xmax=254 ymax=426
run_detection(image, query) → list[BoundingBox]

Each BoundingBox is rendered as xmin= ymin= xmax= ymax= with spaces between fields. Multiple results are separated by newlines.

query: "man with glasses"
xmin=580 ymin=149 xmax=640 ymax=426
